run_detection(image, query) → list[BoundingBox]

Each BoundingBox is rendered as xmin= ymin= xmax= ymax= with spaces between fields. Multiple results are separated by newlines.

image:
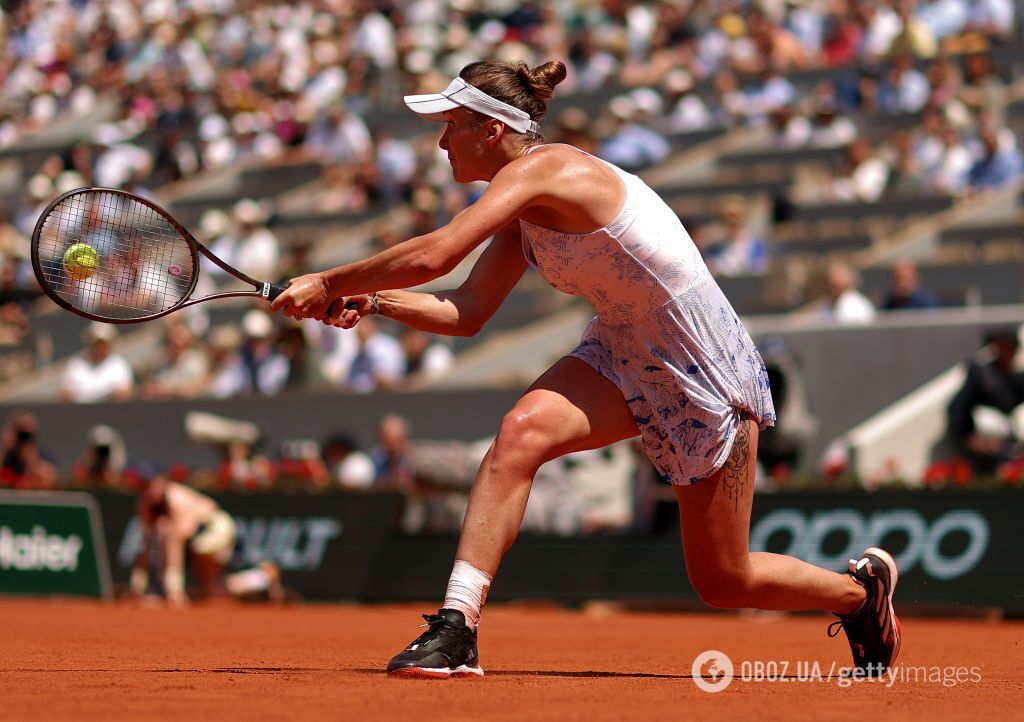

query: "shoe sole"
xmin=863 ymin=546 xmax=902 ymax=668
xmin=387 ymin=664 xmax=484 ymax=679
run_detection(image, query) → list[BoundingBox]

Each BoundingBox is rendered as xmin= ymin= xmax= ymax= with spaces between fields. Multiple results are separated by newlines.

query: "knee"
xmin=492 ymin=407 xmax=561 ymax=468
xmin=687 ymin=562 xmax=754 ymax=609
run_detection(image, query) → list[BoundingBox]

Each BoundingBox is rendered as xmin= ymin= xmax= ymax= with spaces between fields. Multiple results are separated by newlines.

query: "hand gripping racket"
xmin=31 ymin=187 xmax=286 ymax=324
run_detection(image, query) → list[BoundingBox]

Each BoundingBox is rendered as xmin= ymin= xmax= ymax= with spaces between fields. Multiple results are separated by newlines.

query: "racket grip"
xmin=266 ymin=284 xmax=288 ymax=302
xmin=344 ymin=301 xmax=360 ymax=310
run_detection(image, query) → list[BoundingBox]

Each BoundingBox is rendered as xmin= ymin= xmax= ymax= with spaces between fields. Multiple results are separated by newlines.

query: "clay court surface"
xmin=1 ymin=599 xmax=1021 ymax=721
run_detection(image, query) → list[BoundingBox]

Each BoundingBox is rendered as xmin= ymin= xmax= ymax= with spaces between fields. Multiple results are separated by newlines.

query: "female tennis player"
xmin=271 ymin=60 xmax=900 ymax=679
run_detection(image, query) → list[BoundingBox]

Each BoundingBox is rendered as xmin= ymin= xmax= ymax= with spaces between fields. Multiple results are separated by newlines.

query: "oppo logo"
xmin=750 ymin=509 xmax=989 ymax=580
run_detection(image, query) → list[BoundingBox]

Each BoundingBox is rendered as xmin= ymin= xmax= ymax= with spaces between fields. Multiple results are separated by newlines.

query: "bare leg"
xmin=455 ymin=357 xmax=641 ymax=574
xmin=676 ymin=420 xmax=865 ymax=614
xmin=194 ymin=555 xmax=226 ymax=599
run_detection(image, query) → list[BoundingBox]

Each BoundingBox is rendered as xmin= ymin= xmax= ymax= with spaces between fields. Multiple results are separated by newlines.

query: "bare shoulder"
xmin=507 ymin=144 xmax=625 ymax=228
xmin=509 ymin=143 xmax=618 ymax=190
xmin=515 ymin=143 xmax=597 ymax=171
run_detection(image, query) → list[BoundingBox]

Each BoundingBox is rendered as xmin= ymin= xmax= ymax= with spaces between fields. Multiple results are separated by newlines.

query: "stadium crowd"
xmin=0 ymin=0 xmax=1023 ymax=510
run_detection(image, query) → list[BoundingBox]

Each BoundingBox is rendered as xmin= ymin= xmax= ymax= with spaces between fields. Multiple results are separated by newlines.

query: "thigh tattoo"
xmin=721 ymin=422 xmax=751 ymax=513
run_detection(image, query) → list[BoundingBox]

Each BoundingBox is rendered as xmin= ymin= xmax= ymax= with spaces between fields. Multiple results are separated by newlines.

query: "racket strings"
xmin=35 ymin=192 xmax=196 ymax=320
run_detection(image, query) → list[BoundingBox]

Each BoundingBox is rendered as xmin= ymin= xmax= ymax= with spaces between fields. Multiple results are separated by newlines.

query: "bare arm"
xmin=129 ymin=507 xmax=154 ymax=595
xmin=161 ymin=534 xmax=187 ymax=606
xmin=271 ymin=156 xmax=544 ymax=319
xmin=344 ymin=223 xmax=528 ymax=336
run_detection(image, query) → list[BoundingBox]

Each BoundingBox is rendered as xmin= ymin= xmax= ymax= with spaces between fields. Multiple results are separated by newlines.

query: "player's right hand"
xmin=270 ymin=272 xmax=332 ymax=320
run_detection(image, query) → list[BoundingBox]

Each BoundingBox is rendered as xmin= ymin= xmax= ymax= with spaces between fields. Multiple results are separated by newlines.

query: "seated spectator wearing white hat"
xmin=239 ymin=309 xmax=289 ymax=396
xmin=206 ymin=199 xmax=281 ymax=285
xmin=60 ymin=323 xmax=135 ymax=403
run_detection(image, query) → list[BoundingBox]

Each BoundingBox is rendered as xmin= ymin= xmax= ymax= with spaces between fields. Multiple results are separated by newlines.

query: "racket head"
xmin=31 ymin=187 xmax=201 ymax=324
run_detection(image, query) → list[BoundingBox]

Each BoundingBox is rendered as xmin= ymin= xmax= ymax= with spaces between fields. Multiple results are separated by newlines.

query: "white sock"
xmin=443 ymin=559 xmax=492 ymax=628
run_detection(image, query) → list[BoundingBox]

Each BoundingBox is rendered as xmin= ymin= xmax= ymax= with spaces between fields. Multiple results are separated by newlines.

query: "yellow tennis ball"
xmin=63 ymin=243 xmax=99 ymax=280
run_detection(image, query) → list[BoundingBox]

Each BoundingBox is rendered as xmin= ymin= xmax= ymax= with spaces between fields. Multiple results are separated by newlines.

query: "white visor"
xmin=404 ymin=77 xmax=539 ymax=134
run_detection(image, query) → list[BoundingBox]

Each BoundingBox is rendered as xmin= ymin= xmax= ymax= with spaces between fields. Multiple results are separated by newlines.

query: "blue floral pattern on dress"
xmin=520 ymin=157 xmax=775 ymax=485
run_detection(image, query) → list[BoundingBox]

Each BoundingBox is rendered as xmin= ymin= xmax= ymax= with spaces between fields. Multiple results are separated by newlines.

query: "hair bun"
xmin=522 ymin=61 xmax=567 ymax=104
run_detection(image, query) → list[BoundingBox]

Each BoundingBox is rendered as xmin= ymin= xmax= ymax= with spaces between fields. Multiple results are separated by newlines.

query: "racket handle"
xmin=266 ymin=284 xmax=288 ymax=302
xmin=344 ymin=301 xmax=360 ymax=310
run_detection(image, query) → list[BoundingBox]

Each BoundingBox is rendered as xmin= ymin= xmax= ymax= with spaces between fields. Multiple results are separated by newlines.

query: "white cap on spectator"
xmin=199 ymin=209 xmax=231 ymax=238
xmin=242 ymin=309 xmax=274 ymax=339
xmin=609 ymin=95 xmax=638 ymax=121
xmin=631 ymin=87 xmax=664 ymax=117
xmin=83 ymin=322 xmax=116 ymax=344
xmin=199 ymin=114 xmax=230 ymax=142
xmin=233 ymin=198 xmax=266 ymax=225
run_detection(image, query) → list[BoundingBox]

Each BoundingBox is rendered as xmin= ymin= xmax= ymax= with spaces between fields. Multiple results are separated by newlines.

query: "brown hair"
xmin=459 ymin=60 xmax=567 ymax=130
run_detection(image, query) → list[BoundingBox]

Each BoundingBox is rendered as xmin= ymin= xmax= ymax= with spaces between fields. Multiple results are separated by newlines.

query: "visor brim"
xmin=403 ymin=93 xmax=459 ymax=122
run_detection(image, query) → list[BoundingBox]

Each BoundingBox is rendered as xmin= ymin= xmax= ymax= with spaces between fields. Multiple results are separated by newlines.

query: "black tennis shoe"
xmin=828 ymin=547 xmax=902 ymax=676
xmin=387 ymin=608 xmax=483 ymax=679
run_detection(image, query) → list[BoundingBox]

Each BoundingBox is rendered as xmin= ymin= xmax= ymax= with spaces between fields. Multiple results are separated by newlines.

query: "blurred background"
xmin=1 ymin=0 xmax=1022 ymax=609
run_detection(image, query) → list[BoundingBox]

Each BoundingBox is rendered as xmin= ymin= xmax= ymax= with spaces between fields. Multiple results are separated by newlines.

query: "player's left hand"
xmin=316 ymin=295 xmax=371 ymax=328
xmin=270 ymin=273 xmax=332 ymax=319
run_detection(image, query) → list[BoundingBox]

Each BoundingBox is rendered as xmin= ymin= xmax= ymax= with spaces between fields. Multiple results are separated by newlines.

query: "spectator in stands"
xmin=959 ymin=53 xmax=1008 ymax=111
xmin=915 ymin=0 xmax=971 ymax=42
xmin=202 ymin=325 xmax=249 ymax=399
xmin=881 ymin=259 xmax=941 ymax=310
xmin=596 ymin=95 xmax=670 ymax=172
xmin=859 ymin=0 xmax=905 ymax=62
xmin=947 ymin=329 xmax=1024 ymax=474
xmin=60 ymin=323 xmax=135 ymax=403
xmin=927 ymin=125 xmax=974 ymax=195
xmin=770 ymin=103 xmax=813 ymax=149
xmin=205 ymin=200 xmax=280 ymax=286
xmin=967 ymin=126 xmax=1023 ymax=193
xmin=877 ymin=53 xmax=931 ymax=114
xmin=399 ymin=327 xmax=454 ymax=383
xmin=321 ymin=316 xmax=404 ymax=393
xmin=661 ymin=70 xmax=717 ymax=134
xmin=0 ymin=257 xmax=36 ymax=381
xmin=304 ymin=103 xmax=374 ymax=166
xmin=215 ymin=438 xmax=276 ymax=492
xmin=966 ymin=0 xmax=1016 ymax=38
xmin=374 ymin=129 xmax=418 ymax=206
xmin=141 ymin=322 xmax=209 ymax=400
xmin=821 ymin=10 xmax=865 ymax=67
xmin=279 ymin=320 xmax=322 ymax=390
xmin=732 ymin=68 xmax=799 ymax=127
xmin=889 ymin=0 xmax=939 ymax=58
xmin=703 ymin=195 xmax=768 ymax=277
xmin=370 ymin=414 xmax=416 ymax=490
xmin=71 ymin=424 xmax=127 ymax=490
xmin=827 ymin=139 xmax=892 ymax=203
xmin=886 ymin=130 xmax=925 ymax=195
xmin=809 ymin=100 xmax=858 ymax=149
xmin=239 ymin=309 xmax=289 ymax=396
xmin=923 ymin=57 xmax=964 ymax=110
xmin=820 ymin=262 xmax=877 ymax=324
xmin=322 ymin=433 xmax=376 ymax=490
xmin=0 ymin=412 xmax=57 ymax=489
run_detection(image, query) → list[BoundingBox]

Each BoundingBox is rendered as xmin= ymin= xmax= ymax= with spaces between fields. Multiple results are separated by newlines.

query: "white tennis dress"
xmin=519 ymin=146 xmax=776 ymax=485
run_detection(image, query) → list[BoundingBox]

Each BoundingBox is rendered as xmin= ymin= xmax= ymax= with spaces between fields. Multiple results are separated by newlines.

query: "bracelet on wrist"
xmin=370 ymin=291 xmax=380 ymax=315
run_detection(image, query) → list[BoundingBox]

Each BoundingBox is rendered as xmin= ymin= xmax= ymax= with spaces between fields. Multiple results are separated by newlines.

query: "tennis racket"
xmin=31 ymin=187 xmax=287 ymax=324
